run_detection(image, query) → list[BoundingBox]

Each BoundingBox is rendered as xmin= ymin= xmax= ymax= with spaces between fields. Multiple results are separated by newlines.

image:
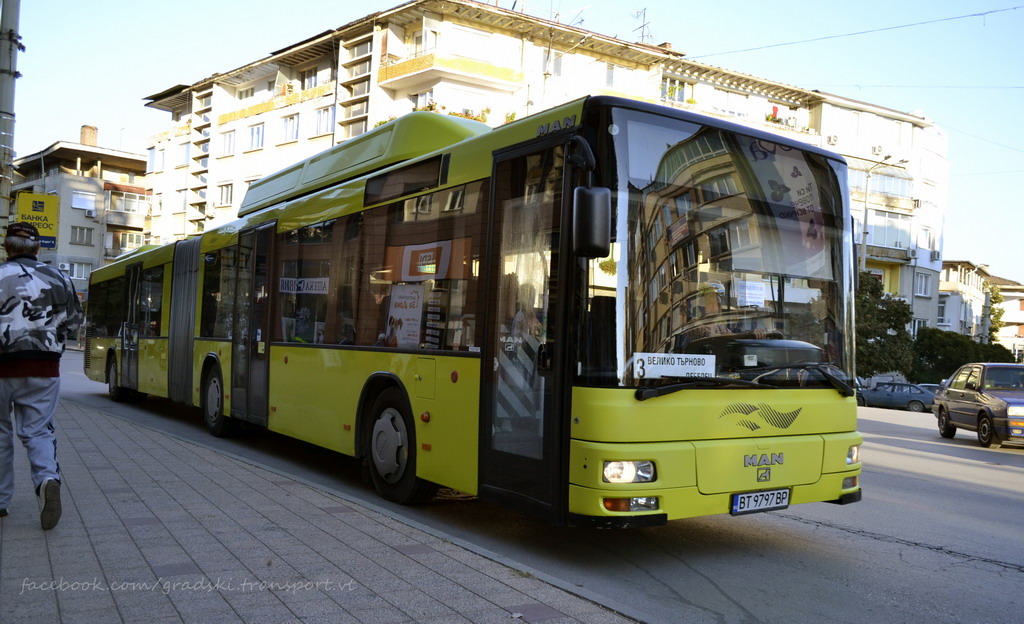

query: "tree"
xmin=855 ymin=272 xmax=913 ymax=378
xmin=910 ymin=327 xmax=1016 ymax=383
xmin=986 ymin=282 xmax=1005 ymax=343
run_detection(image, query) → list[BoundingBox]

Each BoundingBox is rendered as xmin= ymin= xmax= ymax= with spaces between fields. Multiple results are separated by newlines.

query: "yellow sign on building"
xmin=15 ymin=193 xmax=59 ymax=249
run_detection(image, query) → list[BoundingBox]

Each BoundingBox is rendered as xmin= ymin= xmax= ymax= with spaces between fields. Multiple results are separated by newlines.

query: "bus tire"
xmin=202 ymin=367 xmax=238 ymax=437
xmin=107 ymin=357 xmax=127 ymax=402
xmin=366 ymin=387 xmax=437 ymax=504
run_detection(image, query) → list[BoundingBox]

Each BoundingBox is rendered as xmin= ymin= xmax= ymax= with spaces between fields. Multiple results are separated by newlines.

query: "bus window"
xmin=139 ymin=265 xmax=164 ymax=337
xmin=200 ymin=248 xmax=238 ymax=339
xmin=356 ymin=181 xmax=485 ymax=351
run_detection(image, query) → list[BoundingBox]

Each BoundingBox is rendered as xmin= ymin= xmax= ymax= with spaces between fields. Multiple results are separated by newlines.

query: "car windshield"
xmin=576 ymin=106 xmax=854 ymax=390
xmin=983 ymin=366 xmax=1024 ymax=390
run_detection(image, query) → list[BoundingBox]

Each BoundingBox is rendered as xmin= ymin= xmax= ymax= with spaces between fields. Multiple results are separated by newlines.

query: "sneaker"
xmin=40 ymin=479 xmax=61 ymax=530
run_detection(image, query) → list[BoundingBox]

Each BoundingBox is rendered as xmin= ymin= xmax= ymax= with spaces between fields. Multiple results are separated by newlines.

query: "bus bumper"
xmin=567 ymin=471 xmax=862 ymax=524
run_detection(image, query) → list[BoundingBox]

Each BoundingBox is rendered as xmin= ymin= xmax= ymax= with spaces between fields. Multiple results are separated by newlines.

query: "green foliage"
xmin=986 ymin=282 xmax=1005 ymax=342
xmin=909 ymin=327 xmax=1016 ymax=383
xmin=855 ymin=272 xmax=913 ymax=378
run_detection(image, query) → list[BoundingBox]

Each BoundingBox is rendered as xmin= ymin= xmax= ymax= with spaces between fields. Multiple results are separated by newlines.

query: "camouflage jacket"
xmin=0 ymin=255 xmax=84 ymax=361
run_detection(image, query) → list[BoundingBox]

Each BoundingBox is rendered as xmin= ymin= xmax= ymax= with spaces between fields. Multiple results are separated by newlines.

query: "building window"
xmin=850 ymin=170 xmax=913 ymax=198
xmin=543 ymin=50 xmax=562 ymax=76
xmin=248 ymin=123 xmax=264 ymax=150
xmin=221 ymin=131 xmax=235 ymax=156
xmin=411 ymin=91 xmax=433 ymax=109
xmin=344 ymin=119 xmax=367 ymax=139
xmin=117 ymin=231 xmax=144 ymax=252
xmin=868 ymin=210 xmax=911 ymax=249
xmin=661 ymin=78 xmax=691 ymax=102
xmin=71 ymin=191 xmax=96 ymax=211
xmin=912 ymin=319 xmax=927 ymax=337
xmin=605 ymin=62 xmax=617 ymax=87
xmin=282 ymin=114 xmax=300 ymax=142
xmin=147 ymin=148 xmax=156 ymax=172
xmin=347 ymin=81 xmax=369 ymax=98
xmin=70 ymin=226 xmax=93 ymax=246
xmin=937 ymin=300 xmax=947 ymax=324
xmin=238 ymin=86 xmax=255 ymax=100
xmin=218 ymin=184 xmax=233 ymax=207
xmin=344 ymin=101 xmax=367 ymax=119
xmin=69 ymin=262 xmax=93 ymax=280
xmin=349 ymin=39 xmax=372 ymax=58
xmin=315 ymin=107 xmax=335 ymax=136
xmin=300 ymin=68 xmax=318 ymax=90
xmin=111 ymin=192 xmax=148 ymax=213
xmin=914 ymin=272 xmax=932 ymax=297
xmin=175 ymin=190 xmax=187 ymax=213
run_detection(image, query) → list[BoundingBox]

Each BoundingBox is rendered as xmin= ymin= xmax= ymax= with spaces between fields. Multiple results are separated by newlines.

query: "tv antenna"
xmin=633 ymin=8 xmax=652 ymax=43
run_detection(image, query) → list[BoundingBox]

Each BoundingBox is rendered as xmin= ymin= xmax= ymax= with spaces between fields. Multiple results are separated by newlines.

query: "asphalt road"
xmin=59 ymin=351 xmax=1024 ymax=623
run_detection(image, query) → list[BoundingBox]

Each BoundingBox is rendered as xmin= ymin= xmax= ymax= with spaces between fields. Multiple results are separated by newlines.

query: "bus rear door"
xmin=230 ymin=223 xmax=275 ymax=427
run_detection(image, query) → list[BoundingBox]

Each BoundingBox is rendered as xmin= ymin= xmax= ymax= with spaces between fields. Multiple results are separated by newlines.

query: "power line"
xmin=688 ymin=6 xmax=1024 ymax=59
xmin=815 ymin=85 xmax=1024 ymax=90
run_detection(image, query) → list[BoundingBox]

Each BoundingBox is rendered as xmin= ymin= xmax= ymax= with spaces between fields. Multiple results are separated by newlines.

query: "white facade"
xmin=992 ymin=279 xmax=1024 ymax=361
xmin=142 ymin=0 xmax=948 ymax=328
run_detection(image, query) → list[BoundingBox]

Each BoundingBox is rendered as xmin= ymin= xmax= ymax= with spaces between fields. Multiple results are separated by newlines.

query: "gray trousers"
xmin=0 ymin=376 xmax=62 ymax=508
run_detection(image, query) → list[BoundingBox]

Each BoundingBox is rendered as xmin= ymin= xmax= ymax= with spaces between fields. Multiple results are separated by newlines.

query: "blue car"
xmin=934 ymin=363 xmax=1024 ymax=448
xmin=857 ymin=382 xmax=936 ymax=412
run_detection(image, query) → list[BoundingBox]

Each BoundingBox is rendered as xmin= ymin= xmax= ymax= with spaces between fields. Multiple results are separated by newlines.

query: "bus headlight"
xmin=603 ymin=460 xmax=656 ymax=483
xmin=846 ymin=445 xmax=861 ymax=465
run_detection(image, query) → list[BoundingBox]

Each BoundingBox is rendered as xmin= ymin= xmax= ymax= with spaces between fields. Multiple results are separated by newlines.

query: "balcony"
xmin=379 ymin=52 xmax=522 ymax=93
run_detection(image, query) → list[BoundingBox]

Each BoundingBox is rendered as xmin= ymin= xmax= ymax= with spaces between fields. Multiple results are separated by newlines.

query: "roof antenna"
xmin=632 ymin=8 xmax=652 ymax=44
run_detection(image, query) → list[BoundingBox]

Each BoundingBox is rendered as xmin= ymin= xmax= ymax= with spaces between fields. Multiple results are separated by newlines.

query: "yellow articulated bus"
xmin=85 ymin=96 xmax=862 ymax=527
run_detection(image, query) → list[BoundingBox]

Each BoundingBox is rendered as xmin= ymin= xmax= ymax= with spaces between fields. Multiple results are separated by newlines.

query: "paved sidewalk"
xmin=0 ymin=398 xmax=635 ymax=624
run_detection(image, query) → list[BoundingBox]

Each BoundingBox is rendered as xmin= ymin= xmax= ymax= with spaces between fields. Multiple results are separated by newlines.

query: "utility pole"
xmin=0 ymin=0 xmax=23 ymax=242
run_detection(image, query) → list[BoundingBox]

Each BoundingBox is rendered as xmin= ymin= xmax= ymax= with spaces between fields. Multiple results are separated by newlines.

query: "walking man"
xmin=0 ymin=222 xmax=83 ymax=529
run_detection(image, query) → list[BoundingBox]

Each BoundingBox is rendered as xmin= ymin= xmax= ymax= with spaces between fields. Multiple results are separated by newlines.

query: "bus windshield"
xmin=579 ymin=106 xmax=854 ymax=389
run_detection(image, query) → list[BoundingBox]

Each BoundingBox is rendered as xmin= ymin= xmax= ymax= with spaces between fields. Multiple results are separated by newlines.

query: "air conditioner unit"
xmin=931 ymin=250 xmax=941 ymax=261
xmin=871 ymin=145 xmax=884 ymax=155
xmin=85 ymin=208 xmax=96 ymax=218
xmin=58 ymin=262 xmax=70 ymax=271
xmin=908 ymin=248 xmax=918 ymax=259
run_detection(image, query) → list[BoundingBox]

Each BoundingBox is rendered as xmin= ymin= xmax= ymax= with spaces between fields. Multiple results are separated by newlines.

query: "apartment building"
xmin=12 ymin=125 xmax=150 ymax=299
xmin=141 ymin=0 xmax=947 ymax=330
xmin=938 ymin=260 xmax=993 ymax=343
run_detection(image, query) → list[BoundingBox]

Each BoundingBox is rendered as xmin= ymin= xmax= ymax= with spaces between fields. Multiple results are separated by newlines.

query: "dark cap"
xmin=6 ymin=222 xmax=39 ymax=242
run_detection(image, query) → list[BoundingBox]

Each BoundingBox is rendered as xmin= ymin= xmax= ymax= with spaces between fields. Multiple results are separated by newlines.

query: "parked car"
xmin=917 ymin=383 xmax=943 ymax=406
xmin=857 ymin=382 xmax=936 ymax=412
xmin=933 ymin=363 xmax=1024 ymax=448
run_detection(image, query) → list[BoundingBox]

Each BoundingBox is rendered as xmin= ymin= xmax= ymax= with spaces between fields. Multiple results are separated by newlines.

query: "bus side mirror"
xmin=573 ymin=186 xmax=611 ymax=258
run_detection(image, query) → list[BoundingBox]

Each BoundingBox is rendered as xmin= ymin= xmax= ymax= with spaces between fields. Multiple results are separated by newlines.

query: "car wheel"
xmin=366 ymin=387 xmax=437 ymax=504
xmin=907 ymin=400 xmax=925 ymax=412
xmin=937 ymin=408 xmax=956 ymax=439
xmin=203 ymin=366 xmax=238 ymax=437
xmin=977 ymin=414 xmax=1002 ymax=448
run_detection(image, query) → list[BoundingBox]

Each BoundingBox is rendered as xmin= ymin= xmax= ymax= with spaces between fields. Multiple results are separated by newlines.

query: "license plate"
xmin=731 ymin=488 xmax=790 ymax=515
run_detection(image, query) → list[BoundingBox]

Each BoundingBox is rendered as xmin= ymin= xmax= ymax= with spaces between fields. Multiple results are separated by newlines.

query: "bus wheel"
xmin=367 ymin=388 xmax=437 ymax=504
xmin=203 ymin=367 xmax=237 ymax=437
xmin=107 ymin=358 xmax=127 ymax=402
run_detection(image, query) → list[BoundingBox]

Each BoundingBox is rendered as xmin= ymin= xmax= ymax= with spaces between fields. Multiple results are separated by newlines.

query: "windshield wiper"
xmin=635 ymin=376 xmax=774 ymax=401
xmin=750 ymin=363 xmax=855 ymax=397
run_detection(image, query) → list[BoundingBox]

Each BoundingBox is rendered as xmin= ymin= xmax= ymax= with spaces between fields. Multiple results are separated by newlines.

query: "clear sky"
xmin=12 ymin=1 xmax=1024 ymax=283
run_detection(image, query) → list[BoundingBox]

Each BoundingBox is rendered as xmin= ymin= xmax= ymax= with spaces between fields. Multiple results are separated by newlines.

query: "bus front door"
xmin=120 ymin=261 xmax=143 ymax=391
xmin=231 ymin=223 xmax=274 ymax=427
xmin=479 ymin=141 xmax=569 ymax=523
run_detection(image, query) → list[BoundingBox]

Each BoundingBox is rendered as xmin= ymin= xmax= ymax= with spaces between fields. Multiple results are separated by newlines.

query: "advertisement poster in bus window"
xmin=741 ymin=140 xmax=831 ymax=280
xmin=386 ymin=284 xmax=425 ymax=348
